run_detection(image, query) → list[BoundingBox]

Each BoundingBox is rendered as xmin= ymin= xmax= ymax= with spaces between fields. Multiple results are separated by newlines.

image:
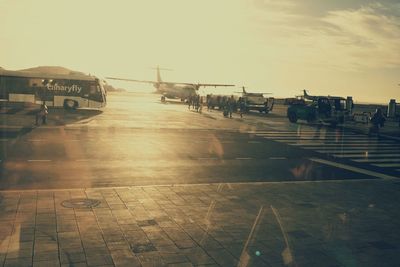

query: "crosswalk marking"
xmin=290 ymin=142 xmax=399 ymax=146
xmin=285 ymin=139 xmax=396 ymax=144
xmin=334 ymin=153 xmax=400 ymax=158
xmin=310 ymin=158 xmax=397 ymax=180
xmin=354 ymin=158 xmax=400 ymax=163
xmin=372 ymin=163 xmax=400 ymax=168
xmin=317 ymin=149 xmax=400 ymax=154
xmin=254 ymin=130 xmax=400 ymax=174
xmin=258 ymin=137 xmax=376 ymax=141
xmin=311 ymin=147 xmax=400 ymax=151
xmin=257 ymin=133 xmax=361 ymax=138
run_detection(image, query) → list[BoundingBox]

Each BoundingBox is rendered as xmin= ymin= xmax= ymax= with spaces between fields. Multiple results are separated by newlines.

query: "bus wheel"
xmin=306 ymin=114 xmax=315 ymax=123
xmin=64 ymin=99 xmax=77 ymax=109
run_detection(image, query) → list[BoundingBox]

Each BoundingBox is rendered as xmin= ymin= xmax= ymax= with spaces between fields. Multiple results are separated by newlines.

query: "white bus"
xmin=0 ymin=69 xmax=106 ymax=109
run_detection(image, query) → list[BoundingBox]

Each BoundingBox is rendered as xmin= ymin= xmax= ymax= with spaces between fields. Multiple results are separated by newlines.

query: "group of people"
xmin=204 ymin=95 xmax=246 ymax=118
xmin=187 ymin=94 xmax=203 ymax=113
xmin=220 ymin=96 xmax=247 ymax=118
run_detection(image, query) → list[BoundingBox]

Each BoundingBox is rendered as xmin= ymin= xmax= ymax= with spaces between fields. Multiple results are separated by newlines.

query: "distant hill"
xmin=103 ymin=83 xmax=125 ymax=92
xmin=7 ymin=65 xmax=126 ymax=92
xmin=19 ymin=66 xmax=86 ymax=76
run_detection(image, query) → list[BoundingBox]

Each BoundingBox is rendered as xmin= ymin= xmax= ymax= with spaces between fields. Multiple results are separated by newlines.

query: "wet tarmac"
xmin=0 ymin=92 xmax=393 ymax=190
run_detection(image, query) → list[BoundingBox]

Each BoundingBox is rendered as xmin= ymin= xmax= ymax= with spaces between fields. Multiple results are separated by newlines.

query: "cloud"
xmin=321 ymin=4 xmax=400 ymax=69
xmin=248 ymin=1 xmax=400 ymax=71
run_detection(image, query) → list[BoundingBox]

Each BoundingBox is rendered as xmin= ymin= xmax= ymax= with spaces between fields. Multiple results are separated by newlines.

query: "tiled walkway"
xmin=1 ymin=180 xmax=400 ymax=267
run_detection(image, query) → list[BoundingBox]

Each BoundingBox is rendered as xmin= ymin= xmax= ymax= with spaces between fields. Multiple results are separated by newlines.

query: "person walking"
xmin=199 ymin=96 xmax=203 ymax=114
xmin=369 ymin=108 xmax=385 ymax=136
xmin=41 ymin=103 xmax=48 ymax=125
xmin=228 ymin=95 xmax=235 ymax=118
xmin=238 ymin=97 xmax=246 ymax=118
xmin=188 ymin=95 xmax=192 ymax=110
xmin=206 ymin=95 xmax=212 ymax=111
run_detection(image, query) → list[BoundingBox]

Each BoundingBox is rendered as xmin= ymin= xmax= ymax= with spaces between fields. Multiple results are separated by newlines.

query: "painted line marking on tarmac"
xmin=279 ymin=139 xmax=397 ymax=144
xmin=257 ymin=134 xmax=366 ymax=138
xmin=372 ymin=163 xmax=400 ymax=168
xmin=236 ymin=157 xmax=252 ymax=160
xmin=0 ymin=139 xmax=9 ymax=142
xmin=248 ymin=141 xmax=261 ymax=144
xmin=253 ymin=131 xmax=350 ymax=134
xmin=0 ymin=179 xmax=383 ymax=193
xmin=333 ymin=153 xmax=400 ymax=158
xmin=316 ymin=149 xmax=400 ymax=154
xmin=197 ymin=157 xmax=219 ymax=160
xmin=27 ymin=159 xmax=51 ymax=162
xmin=311 ymin=147 xmax=400 ymax=151
xmin=354 ymin=158 xmax=400 ymax=163
xmin=269 ymin=157 xmax=287 ymax=160
xmin=258 ymin=133 xmax=360 ymax=137
xmin=309 ymin=158 xmax=398 ymax=180
xmin=263 ymin=137 xmax=378 ymax=141
xmin=28 ymin=139 xmax=45 ymax=142
xmin=290 ymin=142 xmax=400 ymax=147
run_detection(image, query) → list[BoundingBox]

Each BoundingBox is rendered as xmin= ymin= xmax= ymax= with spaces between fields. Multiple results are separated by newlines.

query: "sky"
xmin=0 ymin=0 xmax=399 ymax=103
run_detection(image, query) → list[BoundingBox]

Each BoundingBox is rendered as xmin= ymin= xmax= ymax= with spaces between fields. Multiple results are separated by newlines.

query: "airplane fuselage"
xmin=155 ymin=83 xmax=197 ymax=100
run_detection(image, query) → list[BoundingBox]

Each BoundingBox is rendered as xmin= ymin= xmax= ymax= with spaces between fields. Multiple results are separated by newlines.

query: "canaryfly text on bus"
xmin=45 ymin=84 xmax=82 ymax=94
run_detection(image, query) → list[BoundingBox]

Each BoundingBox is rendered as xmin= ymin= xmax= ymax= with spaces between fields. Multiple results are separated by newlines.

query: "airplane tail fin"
xmin=303 ymin=89 xmax=308 ymax=97
xmin=156 ymin=66 xmax=162 ymax=83
xmin=151 ymin=66 xmax=173 ymax=83
xmin=242 ymin=86 xmax=247 ymax=94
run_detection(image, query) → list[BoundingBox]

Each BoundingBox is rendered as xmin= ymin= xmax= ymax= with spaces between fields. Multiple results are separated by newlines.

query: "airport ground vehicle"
xmin=287 ymin=91 xmax=349 ymax=126
xmin=242 ymin=94 xmax=274 ymax=113
xmin=206 ymin=94 xmax=238 ymax=110
xmin=0 ymin=69 xmax=106 ymax=109
xmin=242 ymin=87 xmax=274 ymax=113
xmin=239 ymin=87 xmax=274 ymax=113
xmin=284 ymin=97 xmax=305 ymax=105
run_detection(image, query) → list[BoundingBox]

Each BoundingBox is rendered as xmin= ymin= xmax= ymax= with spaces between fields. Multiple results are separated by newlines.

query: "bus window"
xmin=90 ymin=85 xmax=96 ymax=94
xmin=334 ymin=99 xmax=346 ymax=111
xmin=0 ymin=76 xmax=7 ymax=99
xmin=29 ymin=78 xmax=42 ymax=87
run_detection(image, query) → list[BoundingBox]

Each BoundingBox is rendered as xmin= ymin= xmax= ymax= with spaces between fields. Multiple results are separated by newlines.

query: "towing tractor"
xmin=287 ymin=90 xmax=351 ymax=126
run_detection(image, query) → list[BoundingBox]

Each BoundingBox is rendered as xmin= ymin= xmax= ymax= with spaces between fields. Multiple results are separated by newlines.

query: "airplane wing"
xmin=105 ymin=77 xmax=156 ymax=85
xmin=106 ymin=77 xmax=234 ymax=88
xmin=195 ymin=83 xmax=235 ymax=88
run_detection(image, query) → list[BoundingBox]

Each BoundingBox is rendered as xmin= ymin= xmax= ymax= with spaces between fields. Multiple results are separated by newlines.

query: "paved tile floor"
xmin=1 ymin=180 xmax=400 ymax=267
